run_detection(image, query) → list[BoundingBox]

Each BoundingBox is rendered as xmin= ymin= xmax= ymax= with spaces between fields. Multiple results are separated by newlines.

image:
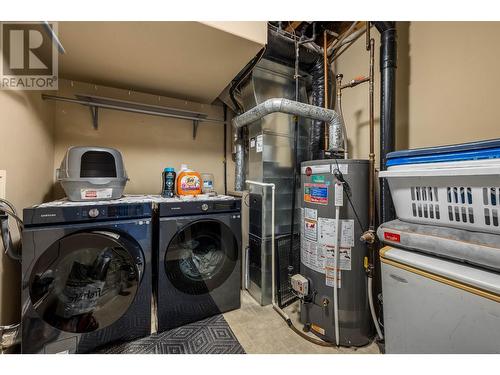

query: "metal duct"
xmin=374 ymin=21 xmax=398 ymax=224
xmin=234 ymin=136 xmax=245 ymax=192
xmin=232 ymin=98 xmax=343 ymax=152
xmin=0 ymin=323 xmax=20 ymax=352
xmin=310 ymin=57 xmax=330 ymax=159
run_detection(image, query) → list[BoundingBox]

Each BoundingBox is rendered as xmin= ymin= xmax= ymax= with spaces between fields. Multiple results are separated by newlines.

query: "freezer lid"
xmin=380 ymin=247 xmax=500 ymax=297
xmin=377 ymin=220 xmax=500 ymax=272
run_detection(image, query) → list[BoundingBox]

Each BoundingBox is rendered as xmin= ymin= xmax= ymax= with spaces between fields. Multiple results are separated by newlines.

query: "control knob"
xmin=88 ymin=208 xmax=100 ymax=218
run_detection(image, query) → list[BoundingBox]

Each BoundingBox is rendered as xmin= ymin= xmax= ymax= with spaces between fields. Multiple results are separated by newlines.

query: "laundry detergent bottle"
xmin=176 ymin=164 xmax=202 ymax=196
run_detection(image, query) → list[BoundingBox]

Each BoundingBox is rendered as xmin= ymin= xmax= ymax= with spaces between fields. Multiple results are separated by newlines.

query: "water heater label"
xmin=318 ymin=218 xmax=355 ymax=247
xmin=333 ymin=163 xmax=348 ymax=175
xmin=325 ymin=268 xmax=342 ymax=288
xmin=304 ymin=183 xmax=328 ymax=205
xmin=304 ymin=218 xmax=318 ymax=242
xmin=311 ymin=175 xmax=325 ymax=183
xmin=325 ymin=247 xmax=352 ymax=271
xmin=304 ymin=208 xmax=317 ymax=220
xmin=301 ymin=238 xmax=326 ymax=274
xmin=301 ymin=164 xmax=331 ymax=175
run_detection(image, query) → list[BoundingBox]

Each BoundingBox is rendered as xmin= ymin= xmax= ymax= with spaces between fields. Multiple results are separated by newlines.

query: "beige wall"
xmin=337 ymin=21 xmax=500 ymax=158
xmin=408 ymin=22 xmax=500 ymax=147
xmin=335 ymin=30 xmax=382 ymax=163
xmin=53 ymin=80 xmax=232 ymax=199
xmin=0 ymin=91 xmax=55 ymax=325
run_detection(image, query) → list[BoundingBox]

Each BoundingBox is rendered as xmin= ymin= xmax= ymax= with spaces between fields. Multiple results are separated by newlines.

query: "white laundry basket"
xmin=380 ymin=139 xmax=500 ymax=234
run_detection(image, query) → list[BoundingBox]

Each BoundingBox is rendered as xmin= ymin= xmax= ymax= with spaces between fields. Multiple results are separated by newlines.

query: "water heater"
xmin=298 ymin=159 xmax=373 ymax=346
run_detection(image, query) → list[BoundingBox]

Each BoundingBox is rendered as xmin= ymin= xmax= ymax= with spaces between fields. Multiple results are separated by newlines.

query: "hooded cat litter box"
xmin=56 ymin=146 xmax=128 ymax=201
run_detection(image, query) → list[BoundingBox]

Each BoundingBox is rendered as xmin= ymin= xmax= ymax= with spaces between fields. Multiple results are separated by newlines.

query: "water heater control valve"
xmin=291 ymin=274 xmax=309 ymax=298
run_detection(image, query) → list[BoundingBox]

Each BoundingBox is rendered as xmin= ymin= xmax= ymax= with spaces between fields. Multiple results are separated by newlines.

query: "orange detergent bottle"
xmin=176 ymin=164 xmax=203 ymax=196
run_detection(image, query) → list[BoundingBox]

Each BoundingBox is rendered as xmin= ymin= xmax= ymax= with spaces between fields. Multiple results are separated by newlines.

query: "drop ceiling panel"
xmin=58 ymin=21 xmax=266 ymax=103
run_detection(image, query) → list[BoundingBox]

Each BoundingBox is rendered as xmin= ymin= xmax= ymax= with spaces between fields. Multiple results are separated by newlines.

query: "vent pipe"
xmin=374 ymin=21 xmax=397 ymax=224
xmin=232 ymin=98 xmax=344 ymax=153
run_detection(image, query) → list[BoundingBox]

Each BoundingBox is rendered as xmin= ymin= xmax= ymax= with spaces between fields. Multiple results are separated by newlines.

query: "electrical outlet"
xmin=0 ymin=170 xmax=6 ymax=199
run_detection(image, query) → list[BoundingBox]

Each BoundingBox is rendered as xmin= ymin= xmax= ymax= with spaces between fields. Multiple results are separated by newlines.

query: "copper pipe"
xmin=323 ymin=30 xmax=329 ymax=151
xmin=340 ymin=76 xmax=369 ymax=90
xmin=368 ymin=37 xmax=375 ymax=231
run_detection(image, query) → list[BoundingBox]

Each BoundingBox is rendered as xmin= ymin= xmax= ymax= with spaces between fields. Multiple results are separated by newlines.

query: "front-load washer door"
xmin=165 ymin=219 xmax=238 ymax=295
xmin=28 ymin=231 xmax=144 ymax=334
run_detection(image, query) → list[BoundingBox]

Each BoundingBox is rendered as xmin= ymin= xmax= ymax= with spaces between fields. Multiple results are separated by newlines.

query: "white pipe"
xmin=245 ymin=180 xmax=290 ymax=321
xmin=368 ymin=276 xmax=384 ymax=340
xmin=333 ymin=206 xmax=341 ymax=346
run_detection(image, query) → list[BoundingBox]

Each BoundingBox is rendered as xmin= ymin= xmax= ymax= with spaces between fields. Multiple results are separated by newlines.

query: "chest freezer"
xmin=380 ymin=246 xmax=500 ymax=354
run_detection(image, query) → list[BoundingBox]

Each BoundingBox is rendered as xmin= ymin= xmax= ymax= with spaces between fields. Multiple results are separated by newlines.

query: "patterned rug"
xmin=97 ymin=314 xmax=245 ymax=354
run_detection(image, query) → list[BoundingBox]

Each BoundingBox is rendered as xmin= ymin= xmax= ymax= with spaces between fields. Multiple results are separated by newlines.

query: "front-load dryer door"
xmin=165 ymin=219 xmax=238 ymax=295
xmin=28 ymin=231 xmax=144 ymax=334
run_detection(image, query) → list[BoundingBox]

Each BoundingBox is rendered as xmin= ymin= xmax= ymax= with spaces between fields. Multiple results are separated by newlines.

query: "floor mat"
xmin=96 ymin=314 xmax=245 ymax=354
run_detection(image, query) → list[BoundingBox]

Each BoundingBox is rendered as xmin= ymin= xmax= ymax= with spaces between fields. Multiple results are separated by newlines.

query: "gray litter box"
xmin=56 ymin=146 xmax=128 ymax=201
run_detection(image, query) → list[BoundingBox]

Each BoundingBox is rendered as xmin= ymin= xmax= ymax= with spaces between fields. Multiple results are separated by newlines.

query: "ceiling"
xmin=57 ymin=22 xmax=266 ymax=104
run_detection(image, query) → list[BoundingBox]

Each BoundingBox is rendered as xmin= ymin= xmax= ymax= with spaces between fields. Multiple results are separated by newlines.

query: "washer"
xmin=21 ymin=196 xmax=153 ymax=353
xmin=156 ymin=196 xmax=241 ymax=332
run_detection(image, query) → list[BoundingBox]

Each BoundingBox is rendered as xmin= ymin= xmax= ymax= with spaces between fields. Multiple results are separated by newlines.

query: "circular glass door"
xmin=165 ymin=220 xmax=238 ymax=295
xmin=29 ymin=231 xmax=144 ymax=334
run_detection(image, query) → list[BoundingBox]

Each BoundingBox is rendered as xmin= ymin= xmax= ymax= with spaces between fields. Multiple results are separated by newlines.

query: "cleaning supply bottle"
xmin=201 ymin=173 xmax=215 ymax=194
xmin=176 ymin=164 xmax=202 ymax=196
xmin=161 ymin=168 xmax=176 ymax=197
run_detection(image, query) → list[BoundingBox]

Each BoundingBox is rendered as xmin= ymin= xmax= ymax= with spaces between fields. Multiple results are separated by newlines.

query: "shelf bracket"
xmin=192 ymin=120 xmax=199 ymax=139
xmin=90 ymin=106 xmax=99 ymax=130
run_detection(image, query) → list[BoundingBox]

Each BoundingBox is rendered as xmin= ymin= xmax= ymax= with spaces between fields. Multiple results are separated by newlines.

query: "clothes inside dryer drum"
xmin=165 ymin=220 xmax=238 ymax=295
xmin=179 ymin=239 xmax=225 ymax=280
xmin=29 ymin=232 xmax=144 ymax=334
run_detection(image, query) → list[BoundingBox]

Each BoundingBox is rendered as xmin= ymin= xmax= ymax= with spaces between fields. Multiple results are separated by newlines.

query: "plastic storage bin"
xmin=57 ymin=146 xmax=128 ymax=201
xmin=379 ymin=139 xmax=500 ymax=234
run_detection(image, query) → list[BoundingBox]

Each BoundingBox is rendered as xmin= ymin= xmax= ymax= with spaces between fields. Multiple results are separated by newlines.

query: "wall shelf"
xmin=41 ymin=93 xmax=226 ymax=139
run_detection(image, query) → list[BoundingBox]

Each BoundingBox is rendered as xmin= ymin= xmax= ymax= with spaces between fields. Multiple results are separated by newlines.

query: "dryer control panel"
xmin=159 ymin=198 xmax=241 ymax=217
xmin=24 ymin=203 xmax=152 ymax=226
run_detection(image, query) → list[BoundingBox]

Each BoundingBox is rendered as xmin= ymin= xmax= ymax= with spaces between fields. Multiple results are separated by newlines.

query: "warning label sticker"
xmin=304 ymin=183 xmax=328 ymax=205
xmin=304 ymin=208 xmax=318 ymax=221
xmin=256 ymin=134 xmax=263 ymax=153
xmin=325 ymin=268 xmax=341 ymax=288
xmin=301 ymin=238 xmax=326 ymax=274
xmin=304 ymin=218 xmax=318 ymax=242
xmin=317 ymin=218 xmax=355 ymax=247
xmin=325 ymin=247 xmax=352 ymax=271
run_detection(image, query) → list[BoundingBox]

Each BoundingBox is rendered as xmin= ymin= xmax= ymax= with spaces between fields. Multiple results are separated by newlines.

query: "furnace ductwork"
xmin=232 ymin=98 xmax=344 ymax=153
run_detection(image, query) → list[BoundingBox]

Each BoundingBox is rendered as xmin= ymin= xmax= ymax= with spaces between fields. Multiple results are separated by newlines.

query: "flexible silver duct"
xmin=232 ymin=98 xmax=344 ymax=152
xmin=234 ymin=139 xmax=245 ymax=192
xmin=0 ymin=323 xmax=20 ymax=352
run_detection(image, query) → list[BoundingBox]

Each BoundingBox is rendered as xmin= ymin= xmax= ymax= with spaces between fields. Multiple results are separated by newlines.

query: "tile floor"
xmin=223 ymin=291 xmax=380 ymax=354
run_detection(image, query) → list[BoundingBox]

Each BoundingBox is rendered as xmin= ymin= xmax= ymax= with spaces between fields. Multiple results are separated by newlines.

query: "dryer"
xmin=22 ymin=196 xmax=153 ymax=353
xmin=156 ymin=196 xmax=241 ymax=332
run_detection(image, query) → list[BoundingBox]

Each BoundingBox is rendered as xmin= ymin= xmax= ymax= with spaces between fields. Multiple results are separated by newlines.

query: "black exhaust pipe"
xmin=374 ymin=22 xmax=397 ymax=225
